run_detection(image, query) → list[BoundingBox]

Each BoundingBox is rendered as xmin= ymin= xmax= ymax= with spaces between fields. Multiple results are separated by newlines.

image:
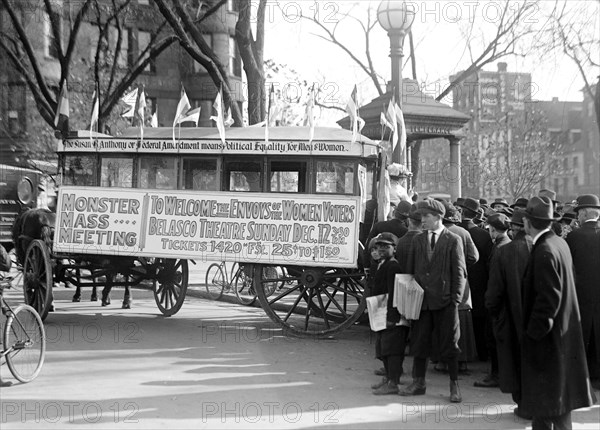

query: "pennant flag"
xmin=137 ymin=86 xmax=146 ymax=140
xmin=377 ymin=154 xmax=391 ymax=222
xmin=176 ymin=107 xmax=201 ymax=126
xmin=89 ymin=82 xmax=99 ymax=139
xmin=224 ymin=107 xmax=234 ymax=127
xmin=173 ymin=85 xmax=191 ymax=142
xmin=396 ymin=105 xmax=407 ymax=157
xmin=54 ymin=82 xmax=69 ymax=136
xmin=150 ymin=109 xmax=158 ymax=127
xmin=346 ymin=85 xmax=365 ymax=143
xmin=385 ymin=94 xmax=399 ymax=150
xmin=265 ymin=84 xmax=274 ymax=143
xmin=121 ymin=88 xmax=138 ymax=118
xmin=210 ymin=86 xmax=226 ymax=144
xmin=304 ymin=84 xmax=315 ymax=143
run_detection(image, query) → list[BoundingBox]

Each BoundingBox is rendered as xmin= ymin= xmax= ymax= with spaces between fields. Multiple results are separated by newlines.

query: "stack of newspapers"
xmin=393 ymin=274 xmax=424 ymax=320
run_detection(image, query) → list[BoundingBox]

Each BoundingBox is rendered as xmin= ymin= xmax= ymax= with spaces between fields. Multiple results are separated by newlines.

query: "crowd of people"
xmin=363 ymin=188 xmax=599 ymax=429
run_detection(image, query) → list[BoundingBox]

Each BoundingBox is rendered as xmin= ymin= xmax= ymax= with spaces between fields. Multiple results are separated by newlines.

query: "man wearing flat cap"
xmin=485 ymin=209 xmax=532 ymax=418
xmin=457 ymin=197 xmax=494 ymax=363
xmin=520 ymin=196 xmax=596 ymax=428
xmin=400 ymin=199 xmax=467 ymax=403
xmin=566 ymin=194 xmax=600 ymax=389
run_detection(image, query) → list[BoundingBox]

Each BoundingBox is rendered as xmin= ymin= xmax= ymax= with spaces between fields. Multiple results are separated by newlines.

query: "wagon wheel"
xmin=254 ymin=264 xmax=366 ymax=337
xmin=23 ymin=239 xmax=53 ymax=321
xmin=152 ymin=258 xmax=188 ymax=317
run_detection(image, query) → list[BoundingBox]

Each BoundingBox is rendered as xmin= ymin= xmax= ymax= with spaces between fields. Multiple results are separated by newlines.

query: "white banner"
xmin=53 ymin=187 xmax=361 ymax=268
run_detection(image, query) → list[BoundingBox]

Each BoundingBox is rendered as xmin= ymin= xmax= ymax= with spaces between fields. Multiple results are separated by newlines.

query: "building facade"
xmin=0 ymin=0 xmax=243 ymax=166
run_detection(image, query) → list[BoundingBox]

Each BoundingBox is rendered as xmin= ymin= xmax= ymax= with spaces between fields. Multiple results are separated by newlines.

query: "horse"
xmin=12 ymin=208 xmax=132 ymax=309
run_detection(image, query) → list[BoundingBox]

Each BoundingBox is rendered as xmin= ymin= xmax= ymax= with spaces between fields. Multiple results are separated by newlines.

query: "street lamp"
xmin=377 ymin=0 xmax=415 ymax=165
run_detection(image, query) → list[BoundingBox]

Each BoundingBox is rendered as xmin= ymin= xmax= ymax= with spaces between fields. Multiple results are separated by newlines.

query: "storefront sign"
xmin=53 ymin=186 xmax=361 ymax=268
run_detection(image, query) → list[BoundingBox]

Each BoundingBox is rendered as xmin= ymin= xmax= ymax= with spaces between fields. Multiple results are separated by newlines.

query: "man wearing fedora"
xmin=521 ymin=196 xmax=596 ymax=429
xmin=364 ymin=201 xmax=410 ymax=262
xmin=491 ymin=198 xmax=510 ymax=211
xmin=400 ymin=199 xmax=466 ymax=402
xmin=566 ymin=194 xmax=600 ymax=390
xmin=485 ymin=210 xmax=533 ymax=419
xmin=457 ymin=197 xmax=494 ymax=364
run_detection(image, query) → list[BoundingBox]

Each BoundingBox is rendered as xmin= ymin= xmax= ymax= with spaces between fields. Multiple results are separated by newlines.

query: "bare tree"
xmin=467 ymin=108 xmax=565 ymax=199
xmin=235 ymin=0 xmax=266 ymax=125
xmin=153 ymin=0 xmax=245 ymax=125
xmin=535 ymin=0 xmax=600 ymax=132
xmin=0 ymin=0 xmax=177 ymax=130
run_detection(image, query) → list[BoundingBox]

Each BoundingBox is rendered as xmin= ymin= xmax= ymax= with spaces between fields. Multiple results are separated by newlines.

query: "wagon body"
xmin=23 ymin=126 xmax=382 ymax=336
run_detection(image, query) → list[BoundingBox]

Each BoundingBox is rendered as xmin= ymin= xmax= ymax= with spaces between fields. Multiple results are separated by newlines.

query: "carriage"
xmin=18 ymin=126 xmax=383 ymax=337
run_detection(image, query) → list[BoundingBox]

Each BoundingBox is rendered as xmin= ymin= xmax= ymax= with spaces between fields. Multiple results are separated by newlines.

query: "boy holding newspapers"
xmin=369 ymin=232 xmax=410 ymax=395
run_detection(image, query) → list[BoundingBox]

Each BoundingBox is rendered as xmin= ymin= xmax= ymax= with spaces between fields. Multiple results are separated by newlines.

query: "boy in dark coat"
xmin=521 ymin=197 xmax=596 ymax=428
xmin=370 ymin=232 xmax=405 ymax=395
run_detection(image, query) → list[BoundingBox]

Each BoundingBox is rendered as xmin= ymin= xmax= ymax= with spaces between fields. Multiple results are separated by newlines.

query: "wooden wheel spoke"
xmin=283 ymin=286 xmax=306 ymax=323
xmin=322 ymin=279 xmax=362 ymax=301
xmin=267 ymin=283 xmax=302 ymax=305
xmin=320 ymin=287 xmax=348 ymax=316
xmin=315 ymin=290 xmax=331 ymax=330
xmin=304 ymin=287 xmax=315 ymax=331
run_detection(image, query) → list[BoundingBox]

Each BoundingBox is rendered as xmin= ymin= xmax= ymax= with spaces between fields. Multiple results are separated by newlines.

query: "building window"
xmin=193 ymin=34 xmax=212 ymax=74
xmin=110 ymin=27 xmax=131 ymax=68
xmin=563 ymin=158 xmax=568 ymax=171
xmin=44 ymin=11 xmax=61 ymax=59
xmin=4 ymin=83 xmax=26 ymax=136
xmin=573 ymin=156 xmax=578 ymax=168
xmin=229 ymin=36 xmax=242 ymax=78
xmin=138 ymin=30 xmax=155 ymax=73
xmin=570 ymin=130 xmax=582 ymax=146
xmin=573 ymin=175 xmax=578 ymax=187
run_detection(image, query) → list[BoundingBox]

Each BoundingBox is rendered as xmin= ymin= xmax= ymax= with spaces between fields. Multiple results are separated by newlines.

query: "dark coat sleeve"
xmin=485 ymin=249 xmax=504 ymax=315
xmin=526 ymin=246 xmax=562 ymax=340
xmin=464 ymin=233 xmax=479 ymax=267
xmin=451 ymin=236 xmax=466 ymax=305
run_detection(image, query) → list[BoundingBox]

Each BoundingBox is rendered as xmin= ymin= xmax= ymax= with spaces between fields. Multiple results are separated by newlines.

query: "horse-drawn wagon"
xmin=17 ymin=126 xmax=383 ymax=336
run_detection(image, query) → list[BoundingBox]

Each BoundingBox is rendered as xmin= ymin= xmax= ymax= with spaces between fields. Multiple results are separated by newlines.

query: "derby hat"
xmin=524 ymin=196 xmax=560 ymax=221
xmin=456 ymin=197 xmax=480 ymax=213
xmin=455 ymin=197 xmax=466 ymax=207
xmin=416 ymin=199 xmax=446 ymax=216
xmin=393 ymin=200 xmax=413 ymax=219
xmin=510 ymin=197 xmax=529 ymax=209
xmin=479 ymin=198 xmax=488 ymax=205
xmin=559 ymin=212 xmax=577 ymax=223
xmin=487 ymin=213 xmax=511 ymax=231
xmin=491 ymin=198 xmax=509 ymax=208
xmin=573 ymin=194 xmax=600 ymax=212
xmin=373 ymin=232 xmax=399 ymax=246
xmin=510 ymin=209 xmax=526 ymax=226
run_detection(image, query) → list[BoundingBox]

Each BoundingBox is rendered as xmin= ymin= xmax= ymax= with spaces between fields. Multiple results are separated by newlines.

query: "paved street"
xmin=1 ymin=282 xmax=599 ymax=429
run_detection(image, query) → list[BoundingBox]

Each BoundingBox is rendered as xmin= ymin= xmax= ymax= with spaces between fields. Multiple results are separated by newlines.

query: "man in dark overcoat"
xmin=457 ymin=197 xmax=493 ymax=362
xmin=400 ymin=199 xmax=466 ymax=403
xmin=566 ymin=194 xmax=600 ymax=388
xmin=485 ymin=210 xmax=532 ymax=418
xmin=521 ymin=197 xmax=596 ymax=428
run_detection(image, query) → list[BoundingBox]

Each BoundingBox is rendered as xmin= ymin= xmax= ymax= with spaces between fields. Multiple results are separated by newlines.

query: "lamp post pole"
xmin=388 ymin=28 xmax=406 ymax=166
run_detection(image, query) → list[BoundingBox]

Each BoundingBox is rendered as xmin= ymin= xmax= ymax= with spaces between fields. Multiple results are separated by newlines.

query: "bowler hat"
xmin=491 ymin=198 xmax=509 ymax=208
xmin=393 ymin=200 xmax=413 ymax=219
xmin=573 ymin=194 xmax=600 ymax=212
xmin=479 ymin=198 xmax=488 ymax=205
xmin=487 ymin=213 xmax=511 ymax=231
xmin=510 ymin=209 xmax=526 ymax=226
xmin=560 ymin=212 xmax=577 ymax=223
xmin=455 ymin=197 xmax=466 ymax=207
xmin=524 ymin=196 xmax=560 ymax=221
xmin=416 ymin=199 xmax=446 ymax=216
xmin=510 ymin=198 xmax=529 ymax=209
xmin=456 ymin=197 xmax=480 ymax=213
xmin=373 ymin=232 xmax=399 ymax=246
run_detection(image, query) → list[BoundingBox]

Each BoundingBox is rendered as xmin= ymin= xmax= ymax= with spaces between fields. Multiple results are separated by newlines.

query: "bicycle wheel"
xmin=233 ymin=266 xmax=256 ymax=306
xmin=205 ymin=263 xmax=226 ymax=300
xmin=4 ymin=304 xmax=46 ymax=383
